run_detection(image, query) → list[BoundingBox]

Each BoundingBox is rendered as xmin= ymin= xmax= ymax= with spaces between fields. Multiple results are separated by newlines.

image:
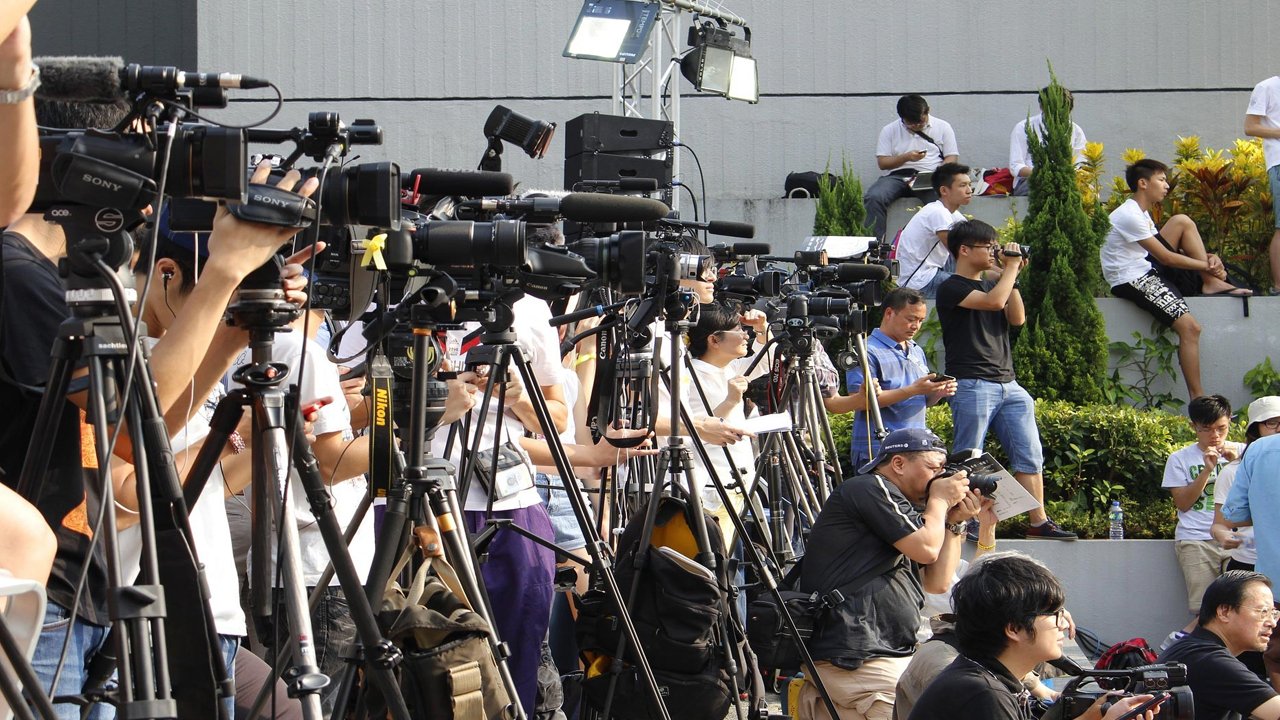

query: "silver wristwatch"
xmin=0 ymin=64 xmax=40 ymax=105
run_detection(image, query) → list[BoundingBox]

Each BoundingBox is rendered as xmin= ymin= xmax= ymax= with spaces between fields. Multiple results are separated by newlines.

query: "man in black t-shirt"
xmin=794 ymin=428 xmax=982 ymax=720
xmin=1158 ymin=570 xmax=1280 ymax=720
xmin=909 ymin=555 xmax=1157 ymax=720
xmin=936 ymin=220 xmax=1074 ymax=540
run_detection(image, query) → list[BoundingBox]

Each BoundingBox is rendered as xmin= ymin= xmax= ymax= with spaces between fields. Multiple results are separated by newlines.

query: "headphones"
xmin=162 ymin=269 xmax=174 ymax=290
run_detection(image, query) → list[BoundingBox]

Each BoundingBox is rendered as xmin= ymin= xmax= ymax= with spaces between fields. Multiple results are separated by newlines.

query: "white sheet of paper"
xmin=739 ymin=412 xmax=793 ymax=434
xmin=947 ymin=451 xmax=1041 ymax=521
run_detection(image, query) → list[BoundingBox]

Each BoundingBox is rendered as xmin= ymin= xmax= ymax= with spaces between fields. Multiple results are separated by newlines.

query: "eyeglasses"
xmin=1241 ymin=605 xmax=1280 ymax=622
xmin=716 ymin=328 xmax=748 ymax=338
xmin=1194 ymin=423 xmax=1230 ymax=435
xmin=963 ymin=243 xmax=996 ymax=252
xmin=1039 ymin=609 xmax=1068 ymax=628
xmin=1260 ymin=418 xmax=1280 ymax=430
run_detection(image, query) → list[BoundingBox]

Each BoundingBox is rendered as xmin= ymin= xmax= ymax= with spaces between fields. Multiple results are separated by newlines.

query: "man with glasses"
xmin=911 ymin=555 xmax=1161 ymax=720
xmin=795 ymin=427 xmax=983 ymax=720
xmin=1158 ymin=571 xmax=1280 ymax=720
xmin=937 ymin=220 xmax=1075 ymax=540
xmin=1161 ymin=394 xmax=1242 ymax=650
xmin=863 ymin=94 xmax=959 ymax=241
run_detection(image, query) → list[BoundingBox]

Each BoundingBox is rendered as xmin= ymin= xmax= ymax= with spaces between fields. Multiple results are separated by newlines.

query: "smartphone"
xmin=932 ymin=373 xmax=956 ymax=383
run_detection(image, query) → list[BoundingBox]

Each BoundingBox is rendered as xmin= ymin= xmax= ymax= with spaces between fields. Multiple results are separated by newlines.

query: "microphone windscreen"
xmin=730 ymin=242 xmax=771 ymax=256
xmin=705 ymin=220 xmax=756 ymax=238
xmin=35 ymin=56 xmax=125 ymax=103
xmin=404 ymin=168 xmax=514 ymax=197
xmin=560 ymin=193 xmax=670 ymax=222
xmin=836 ymin=263 xmax=892 ymax=282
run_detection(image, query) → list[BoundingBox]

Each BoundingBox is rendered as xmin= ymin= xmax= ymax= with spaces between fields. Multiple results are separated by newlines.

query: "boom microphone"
xmin=36 ymin=56 xmax=270 ymax=103
xmin=710 ymin=242 xmax=771 ymax=263
xmin=466 ymin=193 xmax=670 ymax=223
xmin=403 ymin=168 xmax=515 ymax=198
xmin=832 ymin=263 xmax=892 ymax=282
xmin=658 ymin=216 xmax=756 ymax=238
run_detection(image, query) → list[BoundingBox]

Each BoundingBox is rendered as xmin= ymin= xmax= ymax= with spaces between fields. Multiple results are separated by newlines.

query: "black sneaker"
xmin=965 ymin=518 xmax=980 ymax=543
xmin=1023 ymin=518 xmax=1077 ymax=540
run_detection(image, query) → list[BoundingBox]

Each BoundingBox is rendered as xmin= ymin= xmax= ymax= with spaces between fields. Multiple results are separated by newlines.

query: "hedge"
xmin=828 ymin=400 xmax=1226 ymax=539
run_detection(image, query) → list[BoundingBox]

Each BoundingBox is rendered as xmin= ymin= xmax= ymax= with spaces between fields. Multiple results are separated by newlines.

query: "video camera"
xmin=1048 ymin=663 xmax=1191 ymax=720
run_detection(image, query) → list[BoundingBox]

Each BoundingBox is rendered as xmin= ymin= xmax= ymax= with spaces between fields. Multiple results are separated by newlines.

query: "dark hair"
xmin=881 ymin=287 xmax=926 ymax=313
xmin=133 ymin=236 xmax=199 ymax=294
xmin=947 ymin=219 xmax=999 ymax=258
xmin=1188 ymin=394 xmax=1232 ymax=426
xmin=896 ymin=94 xmax=929 ymax=123
xmin=34 ymin=98 xmax=132 ymax=131
xmin=1125 ymin=159 xmax=1169 ymax=192
xmin=1199 ymin=570 xmax=1272 ymax=627
xmin=953 ymin=555 xmax=1066 ymax=659
xmin=1037 ymin=86 xmax=1075 ymax=112
xmin=932 ymin=162 xmax=970 ymax=194
xmin=688 ymin=302 xmax=742 ymax=358
xmin=677 ymin=234 xmax=710 ymax=256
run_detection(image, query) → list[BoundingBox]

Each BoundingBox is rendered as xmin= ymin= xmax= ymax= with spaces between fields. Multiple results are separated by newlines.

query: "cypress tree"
xmin=814 ymin=155 xmax=871 ymax=236
xmin=1011 ymin=71 xmax=1109 ymax=403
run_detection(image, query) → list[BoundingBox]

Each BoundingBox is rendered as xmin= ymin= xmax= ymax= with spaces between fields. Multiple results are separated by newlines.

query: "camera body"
xmin=1052 ymin=664 xmax=1192 ymax=720
xmin=940 ymin=458 xmax=1000 ymax=497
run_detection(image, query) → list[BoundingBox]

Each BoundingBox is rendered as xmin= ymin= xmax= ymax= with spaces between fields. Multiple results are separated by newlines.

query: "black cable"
xmin=674 ymin=141 xmax=709 ymax=241
xmin=676 ymin=183 xmax=700 ymax=220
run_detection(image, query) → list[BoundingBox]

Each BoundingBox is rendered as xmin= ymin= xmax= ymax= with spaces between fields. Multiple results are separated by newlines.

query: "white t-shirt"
xmin=876 ymin=116 xmax=959 ymax=176
xmin=1100 ymin=199 xmax=1157 ymax=288
xmin=1009 ymin=114 xmax=1087 ymax=192
xmin=1162 ymin=441 xmax=1242 ymax=541
xmin=431 ymin=295 xmax=564 ymax=512
xmin=1213 ymin=461 xmax=1257 ymax=565
xmin=687 ymin=356 xmax=767 ymax=511
xmin=896 ymin=200 xmax=965 ymax=289
xmin=227 ymin=332 xmax=375 ymax=587
xmin=1247 ymin=76 xmax=1280 ymax=170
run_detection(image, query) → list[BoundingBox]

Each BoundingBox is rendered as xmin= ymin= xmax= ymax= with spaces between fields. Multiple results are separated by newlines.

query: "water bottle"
xmin=1108 ymin=500 xmax=1124 ymax=540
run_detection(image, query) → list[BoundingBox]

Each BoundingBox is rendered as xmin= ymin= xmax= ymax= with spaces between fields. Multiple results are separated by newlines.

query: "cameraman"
xmin=909 ymin=554 xmax=1160 ymax=720
xmin=795 ymin=428 xmax=983 ymax=720
xmin=1157 ymin=570 xmax=1280 ymax=720
xmin=937 ymin=219 xmax=1074 ymax=540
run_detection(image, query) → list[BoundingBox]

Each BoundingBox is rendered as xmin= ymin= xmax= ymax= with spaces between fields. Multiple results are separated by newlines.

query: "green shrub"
xmin=828 ymin=400 xmax=1214 ymax=538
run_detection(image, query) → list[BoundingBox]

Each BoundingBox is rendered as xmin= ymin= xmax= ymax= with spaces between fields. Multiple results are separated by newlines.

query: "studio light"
xmin=680 ymin=21 xmax=758 ymax=103
xmin=563 ymin=0 xmax=660 ymax=64
xmin=479 ymin=105 xmax=557 ymax=171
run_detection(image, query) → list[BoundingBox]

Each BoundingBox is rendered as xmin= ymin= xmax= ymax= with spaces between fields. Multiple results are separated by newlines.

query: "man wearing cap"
xmin=795 ymin=428 xmax=985 ymax=720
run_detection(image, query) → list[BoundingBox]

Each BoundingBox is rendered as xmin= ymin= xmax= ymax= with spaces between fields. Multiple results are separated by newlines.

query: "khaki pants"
xmin=797 ymin=657 xmax=912 ymax=720
xmin=1174 ymin=539 xmax=1227 ymax=614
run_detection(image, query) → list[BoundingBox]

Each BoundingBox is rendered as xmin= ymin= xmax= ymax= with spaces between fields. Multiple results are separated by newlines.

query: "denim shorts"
xmin=950 ymin=378 xmax=1044 ymax=474
xmin=30 ymin=602 xmax=113 ymax=720
xmin=1270 ymin=164 xmax=1280 ymax=229
xmin=535 ymin=473 xmax=589 ymax=552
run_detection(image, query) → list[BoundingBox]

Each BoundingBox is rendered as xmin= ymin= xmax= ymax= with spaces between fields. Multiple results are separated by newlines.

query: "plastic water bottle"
xmin=1109 ymin=500 xmax=1124 ymax=540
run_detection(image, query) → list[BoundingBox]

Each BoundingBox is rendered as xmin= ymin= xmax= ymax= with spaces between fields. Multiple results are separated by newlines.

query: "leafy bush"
xmin=828 ymin=400 xmax=1217 ymax=538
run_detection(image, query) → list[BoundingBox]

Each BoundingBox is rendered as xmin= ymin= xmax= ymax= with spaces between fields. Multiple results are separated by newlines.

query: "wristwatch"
xmin=946 ymin=521 xmax=967 ymax=537
xmin=0 ymin=64 xmax=40 ymax=105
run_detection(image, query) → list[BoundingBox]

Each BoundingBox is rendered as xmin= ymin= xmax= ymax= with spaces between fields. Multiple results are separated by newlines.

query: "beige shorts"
xmin=797 ymin=656 xmax=912 ymax=720
xmin=1175 ymin=539 xmax=1227 ymax=614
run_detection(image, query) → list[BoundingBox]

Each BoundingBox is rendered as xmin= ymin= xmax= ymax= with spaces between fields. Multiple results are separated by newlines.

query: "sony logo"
xmin=251 ymin=193 xmax=289 ymax=208
xmin=81 ymin=174 xmax=122 ymax=193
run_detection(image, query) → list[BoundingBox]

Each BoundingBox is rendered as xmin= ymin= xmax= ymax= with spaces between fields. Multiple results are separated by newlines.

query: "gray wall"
xmin=166 ymin=0 xmax=1280 ymax=223
xmin=30 ymin=0 xmax=197 ymax=67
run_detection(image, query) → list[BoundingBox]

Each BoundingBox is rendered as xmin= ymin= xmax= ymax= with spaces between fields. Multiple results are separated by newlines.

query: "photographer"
xmin=794 ymin=428 xmax=983 ymax=720
xmin=826 ymin=287 xmax=955 ymax=471
xmin=909 ymin=554 xmax=1160 ymax=720
xmin=1157 ymin=570 xmax=1280 ymax=720
xmin=937 ymin=219 xmax=1074 ymax=540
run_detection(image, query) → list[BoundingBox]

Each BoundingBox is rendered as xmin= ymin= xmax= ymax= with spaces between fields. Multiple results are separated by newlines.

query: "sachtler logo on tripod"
xmin=94 ymin=207 xmax=124 ymax=233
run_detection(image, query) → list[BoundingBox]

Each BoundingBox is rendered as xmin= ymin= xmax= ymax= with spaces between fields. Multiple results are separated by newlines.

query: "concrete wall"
xmin=30 ymin=0 xmax=197 ymax=67
xmin=972 ymin=540 xmax=1191 ymax=651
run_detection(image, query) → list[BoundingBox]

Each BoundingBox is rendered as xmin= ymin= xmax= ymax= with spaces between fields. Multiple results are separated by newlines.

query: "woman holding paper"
xmin=686 ymin=303 xmax=771 ymax=545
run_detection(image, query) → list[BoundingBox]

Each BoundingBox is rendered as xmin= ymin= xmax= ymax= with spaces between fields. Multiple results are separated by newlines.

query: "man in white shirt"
xmin=895 ymin=163 xmax=972 ymax=297
xmin=863 ymin=94 xmax=960 ymax=241
xmin=1009 ymin=87 xmax=1087 ymax=196
xmin=1100 ymin=159 xmax=1249 ymax=400
xmin=1245 ymin=75 xmax=1280 ymax=295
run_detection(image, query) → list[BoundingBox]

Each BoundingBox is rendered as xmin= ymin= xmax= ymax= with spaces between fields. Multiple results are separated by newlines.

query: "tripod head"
xmin=48 ymin=204 xmax=141 ymax=313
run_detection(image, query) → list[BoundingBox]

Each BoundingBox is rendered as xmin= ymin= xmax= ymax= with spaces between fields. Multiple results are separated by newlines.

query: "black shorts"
xmin=1111 ymin=270 xmax=1191 ymax=327
xmin=1150 ymin=232 xmax=1203 ymax=296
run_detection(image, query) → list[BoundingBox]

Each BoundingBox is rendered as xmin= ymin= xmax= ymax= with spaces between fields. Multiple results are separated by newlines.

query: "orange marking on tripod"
xmin=436 ymin=513 xmax=455 ymax=532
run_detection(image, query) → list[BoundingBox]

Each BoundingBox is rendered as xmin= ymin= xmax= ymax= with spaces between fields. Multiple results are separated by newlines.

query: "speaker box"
xmin=564 ymin=113 xmax=673 ymax=157
xmin=564 ymin=152 xmax=673 ymax=189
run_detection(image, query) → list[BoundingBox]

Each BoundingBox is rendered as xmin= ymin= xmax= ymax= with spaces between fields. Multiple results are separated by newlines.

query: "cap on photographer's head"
xmin=858 ymin=427 xmax=946 ymax=474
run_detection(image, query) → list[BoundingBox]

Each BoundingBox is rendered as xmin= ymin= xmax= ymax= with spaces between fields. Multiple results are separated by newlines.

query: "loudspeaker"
xmin=564 ymin=113 xmax=673 ymax=157
xmin=564 ymin=152 xmax=673 ymax=189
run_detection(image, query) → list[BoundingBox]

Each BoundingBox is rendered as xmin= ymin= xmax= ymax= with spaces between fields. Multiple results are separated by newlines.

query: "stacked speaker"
xmin=563 ymin=112 xmax=673 ymax=241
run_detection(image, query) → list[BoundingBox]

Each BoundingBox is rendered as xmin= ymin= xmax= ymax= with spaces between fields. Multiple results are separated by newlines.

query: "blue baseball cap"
xmin=858 ymin=427 xmax=947 ymax=474
xmin=155 ymin=204 xmax=212 ymax=258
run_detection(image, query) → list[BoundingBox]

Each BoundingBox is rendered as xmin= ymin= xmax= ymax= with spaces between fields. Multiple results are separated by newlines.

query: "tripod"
xmin=178 ymin=263 xmax=410 ymax=720
xmin=15 ymin=206 xmax=228 ymax=719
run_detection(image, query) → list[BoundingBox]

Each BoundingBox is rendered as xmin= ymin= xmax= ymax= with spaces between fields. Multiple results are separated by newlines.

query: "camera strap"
xmin=818 ymin=553 xmax=904 ymax=610
xmin=227 ymin=183 xmax=318 ymax=228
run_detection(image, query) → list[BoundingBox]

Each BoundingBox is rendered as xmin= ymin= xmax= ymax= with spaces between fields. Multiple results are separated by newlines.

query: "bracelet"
xmin=977 ymin=539 xmax=997 ymax=551
xmin=227 ymin=431 xmax=246 ymax=455
xmin=574 ymin=352 xmax=596 ymax=367
xmin=0 ymin=63 xmax=39 ymax=105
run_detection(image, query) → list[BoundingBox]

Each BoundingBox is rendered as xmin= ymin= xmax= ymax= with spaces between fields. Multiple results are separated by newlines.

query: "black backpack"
xmin=574 ymin=496 xmax=734 ymax=720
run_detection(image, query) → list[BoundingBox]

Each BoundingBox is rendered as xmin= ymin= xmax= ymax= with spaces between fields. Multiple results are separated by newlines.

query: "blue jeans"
xmin=863 ymin=175 xmax=913 ymax=240
xmin=29 ymin=602 xmax=113 ymax=720
xmin=535 ymin=473 xmax=589 ymax=552
xmin=254 ymin=587 xmax=355 ymax=716
xmin=951 ymin=378 xmax=1044 ymax=474
xmin=1270 ymin=164 xmax=1280 ymax=230
xmin=218 ymin=635 xmax=239 ymax=718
